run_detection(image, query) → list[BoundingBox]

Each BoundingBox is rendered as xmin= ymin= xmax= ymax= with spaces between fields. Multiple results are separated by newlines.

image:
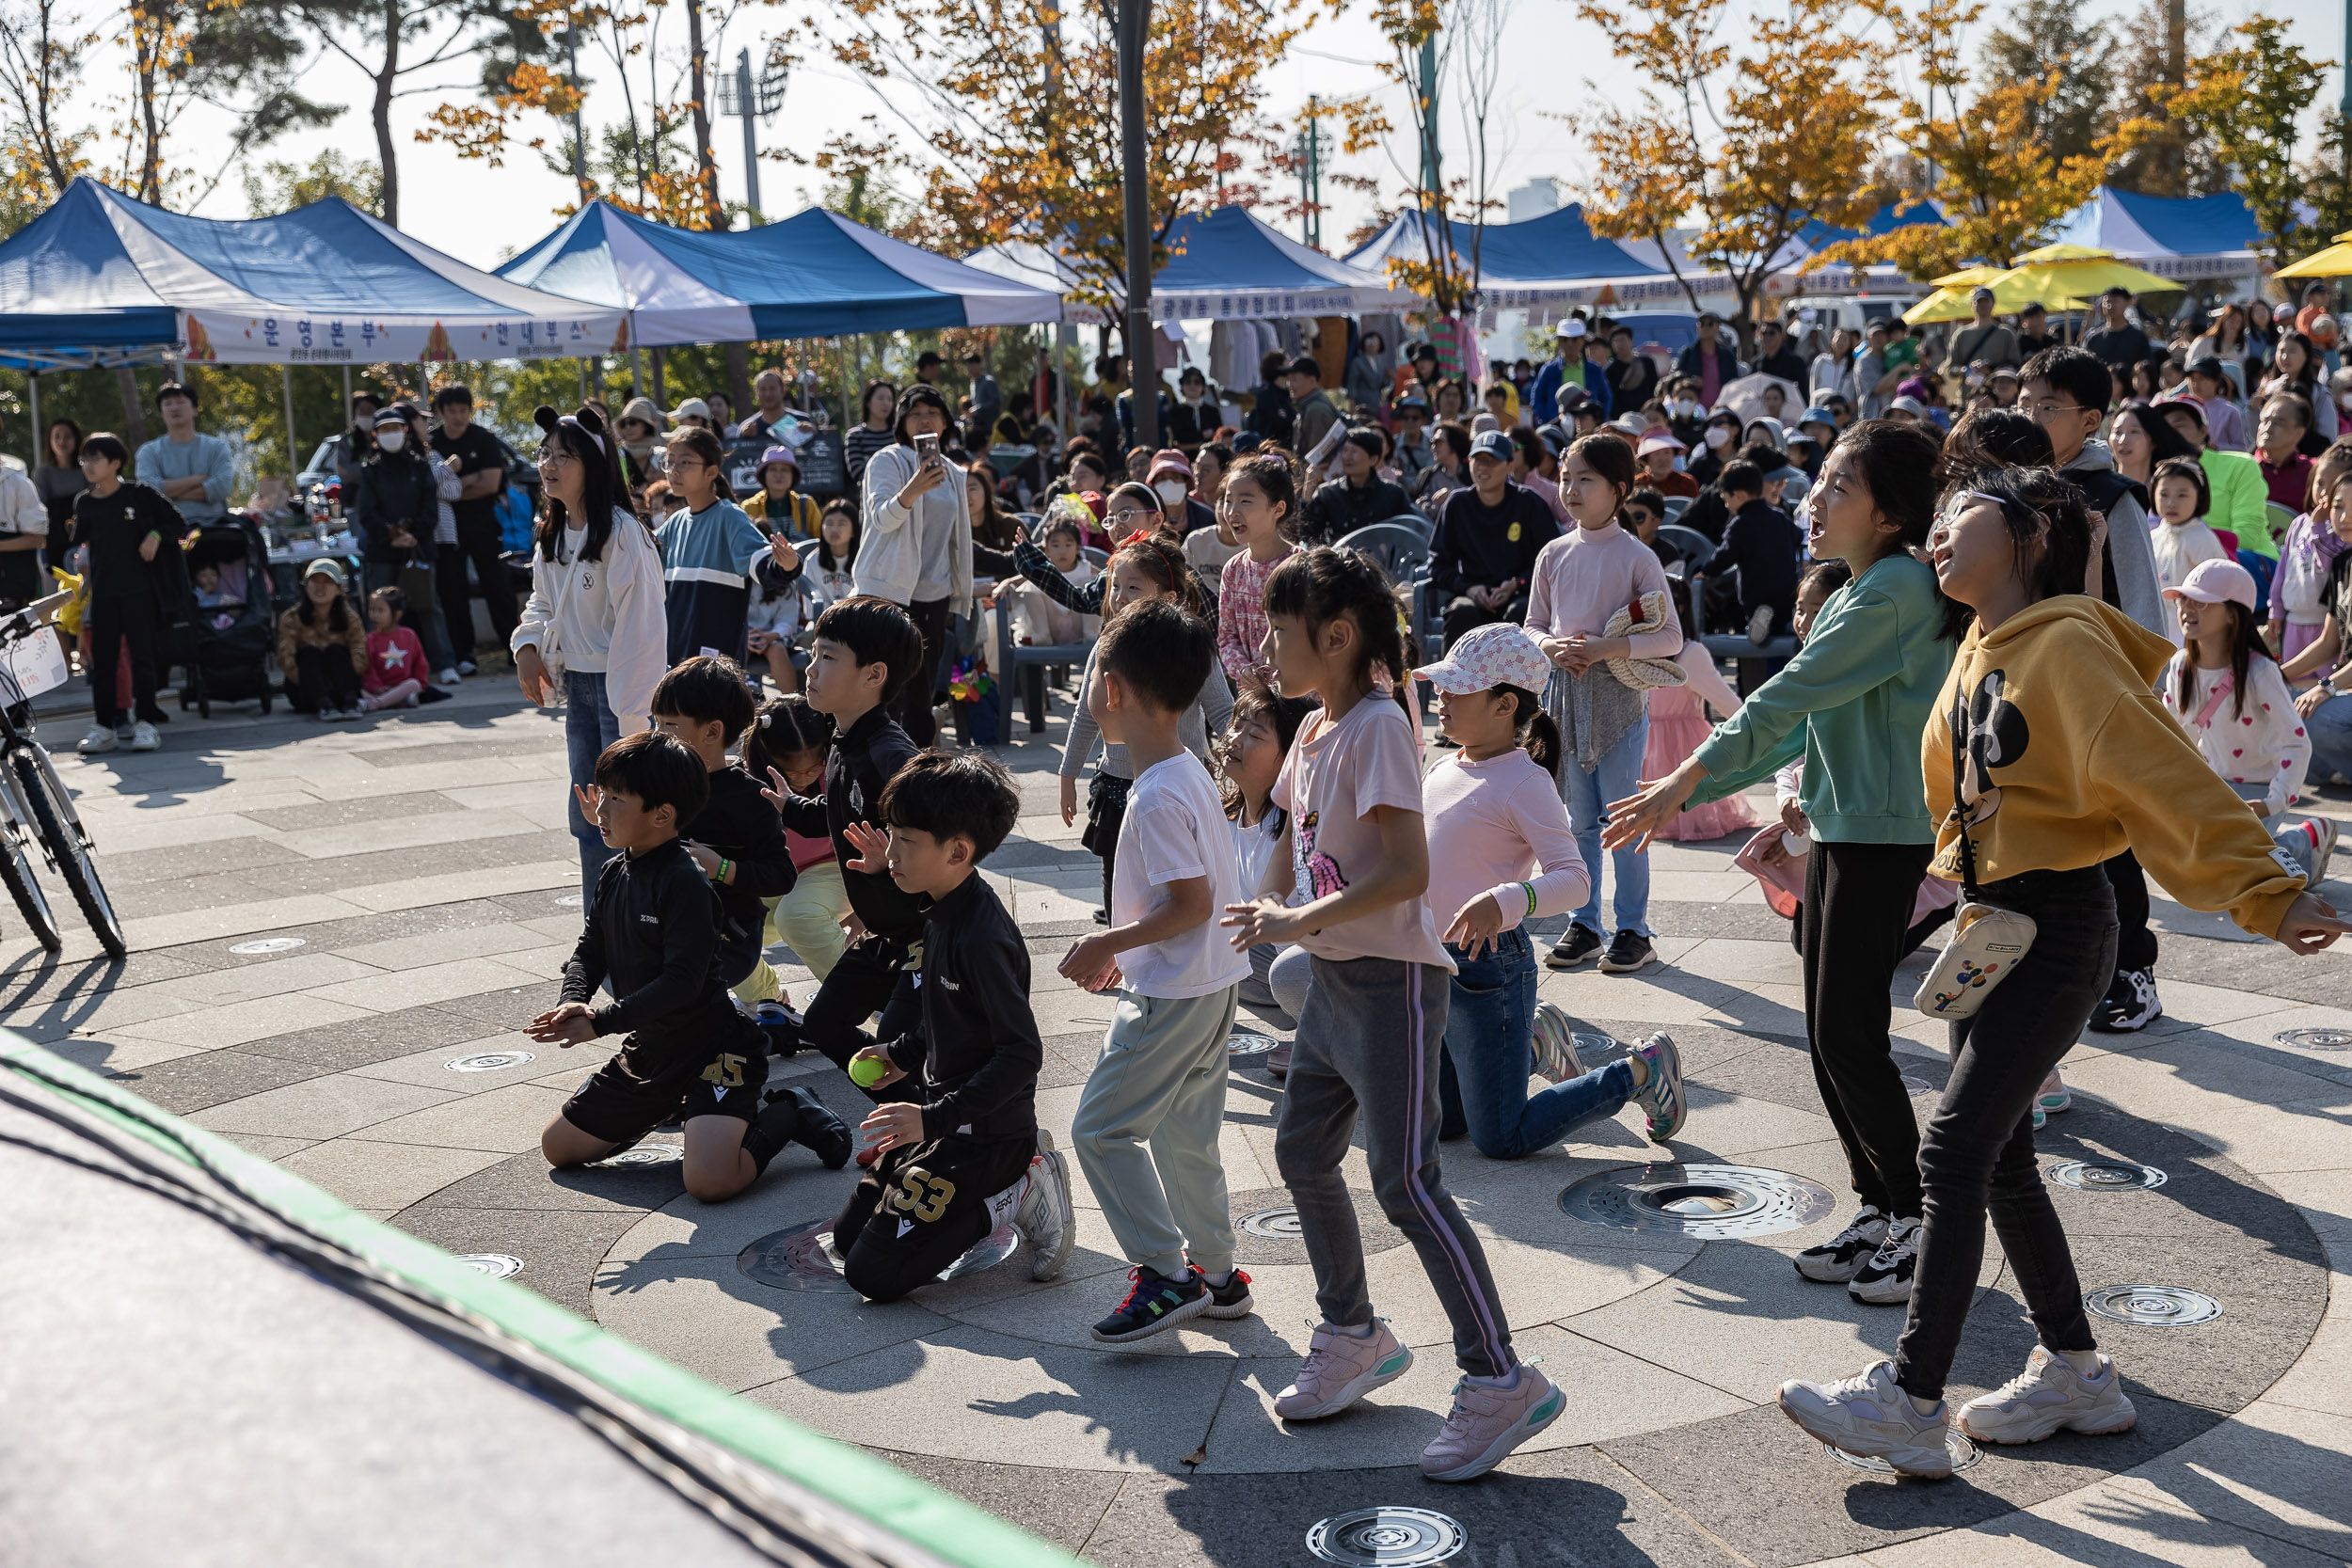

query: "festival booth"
xmin=2043 ymin=187 xmax=2264 ymax=287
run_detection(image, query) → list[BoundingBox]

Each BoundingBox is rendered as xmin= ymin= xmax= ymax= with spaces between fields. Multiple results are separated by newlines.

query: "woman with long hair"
xmin=2262 ymin=330 xmax=2338 ymax=444
xmin=511 ymin=404 xmax=669 ymax=898
xmin=1609 ymin=420 xmax=1962 ymax=1306
xmin=1777 ymin=465 xmax=2347 ymax=1477
xmin=2106 ymin=398 xmax=2201 ymax=490
xmin=35 ymin=417 xmax=84 ymax=567
xmin=843 ymin=379 xmax=898 ymax=500
xmin=854 ymin=385 xmax=973 ymax=745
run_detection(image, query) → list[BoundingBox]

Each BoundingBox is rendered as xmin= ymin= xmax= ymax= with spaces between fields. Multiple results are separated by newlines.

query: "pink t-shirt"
xmin=1422 ymin=748 xmax=1591 ymax=937
xmin=1271 ymin=691 xmax=1454 ymax=971
xmin=362 ymin=626 xmax=427 ymax=695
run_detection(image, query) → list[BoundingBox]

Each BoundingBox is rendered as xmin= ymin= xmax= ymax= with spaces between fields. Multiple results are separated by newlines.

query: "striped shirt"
xmin=655 ymin=499 xmax=767 ymax=666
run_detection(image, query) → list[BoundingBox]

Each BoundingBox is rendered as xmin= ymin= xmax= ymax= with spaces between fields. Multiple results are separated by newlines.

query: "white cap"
xmin=1555 ymin=318 xmax=1588 ymax=339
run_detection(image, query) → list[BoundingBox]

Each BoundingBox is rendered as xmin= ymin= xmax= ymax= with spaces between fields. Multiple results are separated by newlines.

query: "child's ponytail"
xmin=1496 ymin=683 xmax=1557 ymax=772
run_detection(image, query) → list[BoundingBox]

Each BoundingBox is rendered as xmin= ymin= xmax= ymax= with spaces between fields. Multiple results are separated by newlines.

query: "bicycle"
xmin=0 ymin=595 xmax=127 ymax=960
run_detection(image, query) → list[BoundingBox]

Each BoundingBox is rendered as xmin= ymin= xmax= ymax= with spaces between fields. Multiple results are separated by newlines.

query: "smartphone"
xmin=914 ymin=432 xmax=940 ymax=464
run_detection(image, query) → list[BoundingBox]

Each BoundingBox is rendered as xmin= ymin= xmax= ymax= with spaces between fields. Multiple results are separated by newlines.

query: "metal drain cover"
xmin=1821 ymin=1430 xmax=1981 ymax=1476
xmin=2086 ymin=1284 xmax=2222 ymax=1327
xmin=739 ymin=1221 xmax=1022 ymax=1294
xmin=2051 ymin=1160 xmax=2167 ymax=1191
xmin=1239 ymin=1205 xmax=1303 ymax=1239
xmin=229 ymin=936 xmax=307 ymax=955
xmin=592 ymin=1142 xmax=683 ymax=1167
xmin=1899 ymin=1074 xmax=1935 ymax=1097
xmin=2276 ymin=1026 xmax=2352 ymax=1051
xmin=456 ymin=1254 xmax=522 ymax=1279
xmin=1561 ymin=1163 xmax=1836 ymax=1239
xmin=446 ymin=1050 xmax=536 ymax=1073
xmin=1228 ymin=1031 xmax=1279 ymax=1057
xmin=1306 ymin=1507 xmax=1465 ymax=1566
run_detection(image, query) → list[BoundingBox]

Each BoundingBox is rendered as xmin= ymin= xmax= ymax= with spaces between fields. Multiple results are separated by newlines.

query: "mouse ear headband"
xmin=532 ymin=403 xmax=608 ymax=453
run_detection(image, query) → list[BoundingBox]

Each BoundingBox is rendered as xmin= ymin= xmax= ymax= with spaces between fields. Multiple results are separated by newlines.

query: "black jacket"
xmin=563 ymin=837 xmax=732 ymax=1045
xmin=1704 ymin=499 xmax=1803 ymax=615
xmin=679 ymin=763 xmax=796 ymax=949
xmin=1299 ymin=475 xmax=1416 ymax=546
xmin=354 ymin=451 xmax=439 ymax=564
xmin=772 ymin=705 xmax=925 ymax=942
xmin=1427 ymin=482 xmax=1558 ymax=597
xmin=882 ymin=872 xmax=1041 ymax=1142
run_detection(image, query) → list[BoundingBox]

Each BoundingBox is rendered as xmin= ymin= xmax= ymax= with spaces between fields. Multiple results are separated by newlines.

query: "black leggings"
xmin=86 ymin=595 xmax=165 ymax=728
xmin=895 ymin=595 xmax=953 ymax=746
xmin=799 ymin=931 xmax=923 ymax=1089
xmin=1800 ymin=839 xmax=1932 ymax=1220
xmin=2103 ymin=848 xmax=2156 ymax=973
xmin=1894 ymin=864 xmax=2113 ymax=1402
xmin=285 ymin=643 xmax=362 ymax=714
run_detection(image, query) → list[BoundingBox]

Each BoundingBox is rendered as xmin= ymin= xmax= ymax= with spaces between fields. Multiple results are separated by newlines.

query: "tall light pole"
xmin=719 ymin=46 xmax=787 ymax=224
xmin=1118 ymin=0 xmax=1158 ymax=451
xmin=1291 ymin=96 xmax=1331 ymax=247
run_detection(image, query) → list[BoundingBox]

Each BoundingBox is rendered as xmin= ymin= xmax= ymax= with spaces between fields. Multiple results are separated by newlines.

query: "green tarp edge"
xmin=0 ymin=1034 xmax=1078 ymax=1568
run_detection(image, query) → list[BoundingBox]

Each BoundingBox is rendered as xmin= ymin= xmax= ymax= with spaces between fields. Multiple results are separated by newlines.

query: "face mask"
xmin=1154 ymin=480 xmax=1189 ymax=508
xmin=376 ymin=428 xmax=406 ymax=452
xmin=1704 ymin=426 xmax=1731 ymax=450
xmin=1673 ymin=399 xmax=1697 ymax=418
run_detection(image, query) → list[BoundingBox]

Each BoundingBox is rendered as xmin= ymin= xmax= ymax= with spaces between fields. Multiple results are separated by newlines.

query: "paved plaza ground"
xmin=8 ymin=674 xmax=2352 ymax=1567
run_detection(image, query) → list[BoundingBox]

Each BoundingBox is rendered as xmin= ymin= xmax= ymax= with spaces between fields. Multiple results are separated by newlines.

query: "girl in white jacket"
xmin=510 ymin=404 xmax=669 ymax=899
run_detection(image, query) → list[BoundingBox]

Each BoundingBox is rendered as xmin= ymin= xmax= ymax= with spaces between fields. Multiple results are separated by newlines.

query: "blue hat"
xmin=1469 ymin=429 xmax=1514 ymax=462
xmin=1800 ymin=406 xmax=1836 ymax=427
xmin=1233 ymin=431 xmax=1265 ymax=453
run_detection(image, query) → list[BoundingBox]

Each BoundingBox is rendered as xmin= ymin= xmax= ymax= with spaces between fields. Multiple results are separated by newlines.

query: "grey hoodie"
xmin=2066 ymin=439 xmax=2165 ymax=638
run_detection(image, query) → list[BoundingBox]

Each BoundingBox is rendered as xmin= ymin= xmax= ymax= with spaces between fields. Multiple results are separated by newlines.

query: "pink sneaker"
xmin=1419 ymin=1365 xmax=1565 ymax=1481
xmin=1274 ymin=1320 xmax=1413 ymax=1420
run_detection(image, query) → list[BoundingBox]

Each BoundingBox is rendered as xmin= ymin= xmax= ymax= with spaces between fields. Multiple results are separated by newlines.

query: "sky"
xmin=164 ymin=0 xmax=2346 ymax=273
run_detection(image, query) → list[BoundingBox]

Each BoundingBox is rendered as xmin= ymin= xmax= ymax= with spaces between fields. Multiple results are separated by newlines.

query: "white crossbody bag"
xmin=1915 ymin=698 xmax=2037 ymax=1020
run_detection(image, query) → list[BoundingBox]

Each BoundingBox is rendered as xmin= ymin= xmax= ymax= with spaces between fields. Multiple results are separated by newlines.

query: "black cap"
xmin=917 ymin=351 xmax=945 ymax=369
xmin=1287 ymin=355 xmax=1322 ymax=380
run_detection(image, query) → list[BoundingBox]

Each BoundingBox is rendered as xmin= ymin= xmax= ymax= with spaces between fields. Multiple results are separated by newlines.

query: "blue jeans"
xmin=1437 ymin=932 xmax=1639 ymax=1158
xmin=1558 ymin=711 xmax=1652 ymax=937
xmin=2307 ymin=692 xmax=2352 ymax=788
xmin=564 ymin=669 xmax=623 ymax=900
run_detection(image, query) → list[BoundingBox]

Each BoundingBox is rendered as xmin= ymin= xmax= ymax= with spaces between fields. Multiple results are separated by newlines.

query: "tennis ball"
xmin=850 ymin=1054 xmax=890 ymax=1089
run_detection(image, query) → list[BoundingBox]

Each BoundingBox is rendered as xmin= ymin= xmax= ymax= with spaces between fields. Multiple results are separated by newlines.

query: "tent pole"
xmin=342 ymin=364 xmax=352 ymax=413
xmin=630 ymin=346 xmax=644 ymax=397
xmin=838 ymin=337 xmax=850 ymax=431
xmin=281 ymin=364 xmax=299 ymax=483
xmin=25 ymin=373 xmax=39 ymax=470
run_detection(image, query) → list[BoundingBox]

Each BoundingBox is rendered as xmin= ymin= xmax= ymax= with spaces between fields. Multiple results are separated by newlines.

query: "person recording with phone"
xmin=854 ymin=386 xmax=973 ymax=746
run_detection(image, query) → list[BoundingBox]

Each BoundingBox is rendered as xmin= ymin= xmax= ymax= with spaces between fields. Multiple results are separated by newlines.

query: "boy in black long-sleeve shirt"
xmin=68 ymin=432 xmax=183 ymax=751
xmin=649 ymin=656 xmax=798 ymax=988
xmin=830 ymin=749 xmax=1076 ymax=1301
xmin=532 ymin=731 xmax=847 ymax=1203
xmin=1700 ymin=459 xmax=1803 ymax=642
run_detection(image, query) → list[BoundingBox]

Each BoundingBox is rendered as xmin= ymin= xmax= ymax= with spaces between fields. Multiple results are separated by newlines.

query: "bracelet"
xmin=717 ymin=857 xmax=732 ymax=884
xmin=1518 ymin=880 xmax=1537 ymax=918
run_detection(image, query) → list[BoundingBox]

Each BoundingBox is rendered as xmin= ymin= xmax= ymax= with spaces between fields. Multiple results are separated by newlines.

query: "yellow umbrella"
xmin=1902 ymin=287 xmax=1986 ymax=325
xmin=1931 ymin=264 xmax=2006 ymax=288
xmin=2278 ymin=231 xmax=2352 ymax=279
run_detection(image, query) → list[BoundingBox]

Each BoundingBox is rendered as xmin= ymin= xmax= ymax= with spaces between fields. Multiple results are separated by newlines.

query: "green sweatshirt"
xmin=2201 ymin=448 xmax=2273 ymax=561
xmin=1688 ymin=550 xmax=1954 ymax=844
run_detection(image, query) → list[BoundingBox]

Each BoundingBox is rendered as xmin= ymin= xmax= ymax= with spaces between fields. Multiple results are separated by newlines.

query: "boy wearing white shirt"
xmin=1059 ymin=600 xmax=1252 ymax=1342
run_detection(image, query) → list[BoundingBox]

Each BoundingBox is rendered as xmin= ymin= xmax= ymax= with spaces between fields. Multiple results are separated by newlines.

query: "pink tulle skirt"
xmin=1646 ymin=683 xmax=1760 ymax=841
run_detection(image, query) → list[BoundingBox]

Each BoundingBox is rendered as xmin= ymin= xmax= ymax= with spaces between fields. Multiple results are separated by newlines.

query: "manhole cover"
xmin=1224 ymin=1186 xmax=1402 ymax=1264
xmin=446 ymin=1050 xmax=536 ymax=1073
xmin=739 ymin=1221 xmax=1023 ymax=1295
xmin=1820 ymin=1430 xmax=1982 ymax=1476
xmin=1306 ymin=1507 xmax=1465 ymax=1566
xmin=1900 ymin=1074 xmax=1935 ymax=1096
xmin=456 ymin=1254 xmax=522 ymax=1279
xmin=555 ymin=893 xmax=584 ymax=907
xmin=2276 ymin=1026 xmax=2352 ymax=1051
xmin=591 ymin=1142 xmax=683 ymax=1167
xmin=229 ymin=937 xmax=306 ymax=955
xmin=1561 ymin=1163 xmax=1836 ymax=1240
xmin=2051 ymin=1160 xmax=2167 ymax=1191
xmin=2086 ymin=1284 xmax=2222 ymax=1327
xmin=1228 ymin=1031 xmax=1278 ymax=1057
xmin=1239 ymin=1205 xmax=1303 ymax=1239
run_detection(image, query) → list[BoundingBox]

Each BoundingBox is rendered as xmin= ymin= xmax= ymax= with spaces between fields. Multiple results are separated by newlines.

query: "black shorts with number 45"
xmin=562 ymin=1010 xmax=770 ymax=1148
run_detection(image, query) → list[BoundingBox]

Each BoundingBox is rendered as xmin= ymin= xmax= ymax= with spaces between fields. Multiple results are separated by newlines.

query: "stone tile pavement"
xmin=7 ymin=673 xmax=2351 ymax=1567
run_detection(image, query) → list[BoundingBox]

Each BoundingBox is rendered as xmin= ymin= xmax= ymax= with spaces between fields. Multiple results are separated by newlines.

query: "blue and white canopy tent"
xmin=2042 ymin=187 xmax=2264 ymax=284
xmin=495 ymin=201 xmax=1067 ymax=344
xmin=0 ymin=177 xmax=625 ymax=372
xmin=1147 ymin=205 xmax=1418 ymax=320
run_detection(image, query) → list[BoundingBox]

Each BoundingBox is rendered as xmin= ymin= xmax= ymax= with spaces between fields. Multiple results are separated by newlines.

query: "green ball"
xmin=850 ymin=1054 xmax=889 ymax=1089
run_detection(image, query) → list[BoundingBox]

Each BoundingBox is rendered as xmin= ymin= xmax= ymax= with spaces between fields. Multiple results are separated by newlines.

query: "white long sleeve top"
xmin=511 ymin=505 xmax=668 ymax=735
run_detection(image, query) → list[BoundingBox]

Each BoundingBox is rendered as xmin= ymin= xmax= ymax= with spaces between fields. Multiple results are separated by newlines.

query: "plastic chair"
xmin=1332 ymin=521 xmax=1430 ymax=582
xmin=1661 ymin=495 xmax=1692 ymax=522
xmin=2267 ymin=500 xmax=2298 ymax=546
xmin=1375 ymin=512 xmax=1434 ymax=544
xmin=1658 ymin=523 xmax=1714 ymax=564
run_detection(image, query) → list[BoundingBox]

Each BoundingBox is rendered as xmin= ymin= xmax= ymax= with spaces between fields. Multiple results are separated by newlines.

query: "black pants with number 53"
xmin=832 ymin=1133 xmax=1035 ymax=1303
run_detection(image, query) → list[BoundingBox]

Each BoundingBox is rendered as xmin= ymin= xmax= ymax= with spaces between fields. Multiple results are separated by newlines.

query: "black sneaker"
xmin=2089 ymin=967 xmax=2161 ymax=1033
xmin=1849 ymin=1215 xmax=1922 ymax=1305
xmin=1545 ymin=925 xmax=1605 ymax=969
xmin=1089 ymin=1265 xmax=1211 ymax=1343
xmin=1794 ymin=1206 xmax=1888 ymax=1283
xmin=755 ymin=999 xmax=804 ymax=1057
xmin=1092 ymin=908 xmax=1111 ymax=925
xmin=765 ymin=1085 xmax=851 ymax=1169
xmin=1201 ymin=1267 xmax=1255 ymax=1320
xmin=1597 ymin=930 xmax=1656 ymax=974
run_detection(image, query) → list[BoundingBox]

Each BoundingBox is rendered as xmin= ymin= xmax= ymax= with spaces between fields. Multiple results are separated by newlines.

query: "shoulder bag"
xmin=1915 ymin=698 xmax=2038 ymax=1019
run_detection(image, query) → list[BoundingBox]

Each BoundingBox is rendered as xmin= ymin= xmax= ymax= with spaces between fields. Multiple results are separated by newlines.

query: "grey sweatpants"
xmin=1274 ymin=953 xmax=1516 ymax=1377
xmin=1072 ymin=987 xmax=1243 ymax=1279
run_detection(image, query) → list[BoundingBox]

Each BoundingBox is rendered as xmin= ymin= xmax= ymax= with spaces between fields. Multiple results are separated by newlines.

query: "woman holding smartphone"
xmin=854 ymin=386 xmax=973 ymax=745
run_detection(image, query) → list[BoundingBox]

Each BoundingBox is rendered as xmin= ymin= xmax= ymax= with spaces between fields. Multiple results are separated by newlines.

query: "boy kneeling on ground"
xmin=831 ymin=748 xmax=1077 ymax=1302
xmin=532 ymin=730 xmax=847 ymax=1200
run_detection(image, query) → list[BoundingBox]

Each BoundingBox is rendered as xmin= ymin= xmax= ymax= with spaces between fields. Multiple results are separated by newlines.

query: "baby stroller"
xmin=178 ymin=515 xmax=277 ymax=718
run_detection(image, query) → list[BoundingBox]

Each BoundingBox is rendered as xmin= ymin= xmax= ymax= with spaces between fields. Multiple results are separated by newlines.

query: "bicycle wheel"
xmin=14 ymin=747 xmax=126 ymax=958
xmin=0 ymin=776 xmax=60 ymax=951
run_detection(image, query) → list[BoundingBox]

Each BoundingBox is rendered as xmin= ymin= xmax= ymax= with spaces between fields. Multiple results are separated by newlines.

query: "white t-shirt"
xmin=1114 ymin=752 xmax=1251 ymax=999
xmin=1232 ymin=809 xmax=1282 ymax=901
xmin=1271 ymin=692 xmax=1454 ymax=971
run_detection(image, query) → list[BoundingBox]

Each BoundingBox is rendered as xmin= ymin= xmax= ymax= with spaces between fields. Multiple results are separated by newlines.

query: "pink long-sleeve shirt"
xmin=1421 ymin=748 xmax=1591 ymax=936
xmin=1522 ymin=520 xmax=1683 ymax=658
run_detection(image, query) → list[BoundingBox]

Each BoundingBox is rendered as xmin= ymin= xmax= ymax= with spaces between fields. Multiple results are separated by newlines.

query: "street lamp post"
xmin=1118 ymin=0 xmax=1158 ymax=452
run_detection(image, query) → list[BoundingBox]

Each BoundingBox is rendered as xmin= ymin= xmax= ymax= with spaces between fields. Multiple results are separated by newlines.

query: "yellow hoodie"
xmin=1924 ymin=595 xmax=2308 ymax=940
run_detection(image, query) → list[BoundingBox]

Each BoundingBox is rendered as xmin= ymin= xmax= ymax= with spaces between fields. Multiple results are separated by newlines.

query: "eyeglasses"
xmin=535 ymin=446 xmax=577 ymax=467
xmin=2026 ymin=400 xmax=2088 ymax=420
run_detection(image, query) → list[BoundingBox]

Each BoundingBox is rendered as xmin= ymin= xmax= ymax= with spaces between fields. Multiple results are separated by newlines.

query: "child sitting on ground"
xmin=1007 ymin=515 xmax=1100 ymax=647
xmin=745 ymin=542 xmax=818 ymax=695
xmin=733 ymin=695 xmax=853 ymax=1006
xmin=530 ymin=730 xmax=849 ymax=1202
xmin=649 ymin=656 xmax=800 ymax=991
xmin=358 ymin=586 xmax=428 ymax=712
xmin=1058 ymin=600 xmax=1255 ymax=1341
xmin=832 ymin=749 xmax=1076 ymax=1301
xmin=2149 ymin=455 xmax=2229 ymax=645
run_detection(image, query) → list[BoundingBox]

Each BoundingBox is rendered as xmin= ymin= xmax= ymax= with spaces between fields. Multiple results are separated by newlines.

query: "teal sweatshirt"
xmin=1687 ymin=550 xmax=1954 ymax=844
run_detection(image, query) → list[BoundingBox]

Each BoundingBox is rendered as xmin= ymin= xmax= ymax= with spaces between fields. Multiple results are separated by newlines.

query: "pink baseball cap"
xmin=1413 ymin=622 xmax=1552 ymax=694
xmin=2163 ymin=556 xmax=2257 ymax=611
xmin=1637 ymin=433 xmax=1685 ymax=458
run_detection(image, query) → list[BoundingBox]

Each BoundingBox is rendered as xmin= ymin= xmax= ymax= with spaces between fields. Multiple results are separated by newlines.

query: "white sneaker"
xmin=129 ymin=721 xmax=160 ymax=752
xmin=1778 ymin=1359 xmax=1952 ymax=1479
xmin=1957 ymin=1346 xmax=2137 ymax=1445
xmin=1849 ymin=1215 xmax=1922 ymax=1305
xmin=1012 ymin=1128 xmax=1075 ymax=1281
xmin=1747 ymin=603 xmax=1775 ymax=644
xmin=2311 ymin=816 xmax=2338 ymax=884
xmin=437 ymin=668 xmax=462 ymax=686
xmin=75 ymin=725 xmax=117 ymax=754
xmin=1794 ymin=1206 xmax=1886 ymax=1283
